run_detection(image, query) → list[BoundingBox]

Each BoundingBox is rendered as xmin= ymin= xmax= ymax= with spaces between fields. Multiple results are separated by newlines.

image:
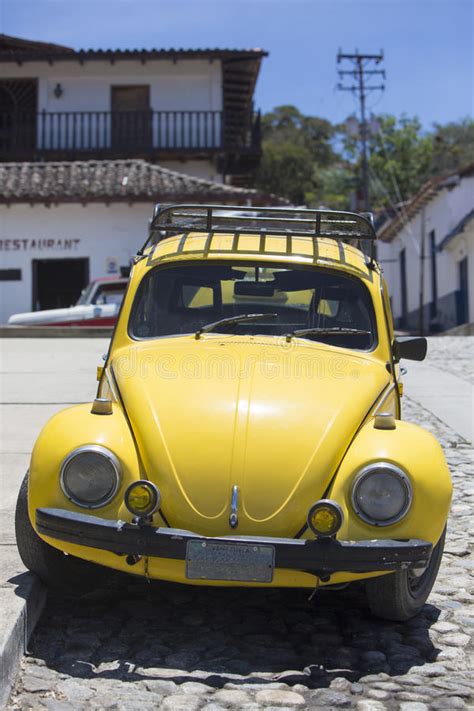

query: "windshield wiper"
xmin=195 ymin=313 xmax=277 ymax=339
xmin=285 ymin=327 xmax=371 ymax=342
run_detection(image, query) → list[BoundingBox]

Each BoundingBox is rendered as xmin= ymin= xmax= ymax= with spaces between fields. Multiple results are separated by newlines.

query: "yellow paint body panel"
xmin=27 ymin=230 xmax=452 ymax=588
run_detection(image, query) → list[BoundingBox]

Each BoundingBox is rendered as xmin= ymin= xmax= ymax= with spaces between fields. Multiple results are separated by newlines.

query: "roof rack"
xmin=139 ymin=204 xmax=377 ymax=265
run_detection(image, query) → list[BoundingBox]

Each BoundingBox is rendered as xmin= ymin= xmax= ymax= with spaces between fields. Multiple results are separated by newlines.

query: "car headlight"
xmin=351 ymin=463 xmax=412 ymax=526
xmin=60 ymin=445 xmax=121 ymax=508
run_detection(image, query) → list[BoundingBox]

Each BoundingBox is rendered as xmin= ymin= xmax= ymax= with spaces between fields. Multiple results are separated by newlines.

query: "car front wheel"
xmin=365 ymin=527 xmax=446 ymax=621
xmin=15 ymin=472 xmax=107 ymax=594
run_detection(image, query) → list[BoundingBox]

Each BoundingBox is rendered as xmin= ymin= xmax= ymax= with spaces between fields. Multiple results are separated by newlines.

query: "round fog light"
xmin=124 ymin=480 xmax=161 ymax=517
xmin=307 ymin=500 xmax=343 ymax=537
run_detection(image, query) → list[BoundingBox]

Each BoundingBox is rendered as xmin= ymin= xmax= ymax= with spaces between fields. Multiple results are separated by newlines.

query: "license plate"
xmin=186 ymin=540 xmax=275 ymax=583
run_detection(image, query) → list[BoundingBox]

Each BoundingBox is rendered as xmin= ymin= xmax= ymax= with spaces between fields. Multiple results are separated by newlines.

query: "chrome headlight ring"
xmin=60 ymin=444 xmax=121 ymax=509
xmin=351 ymin=462 xmax=413 ymax=527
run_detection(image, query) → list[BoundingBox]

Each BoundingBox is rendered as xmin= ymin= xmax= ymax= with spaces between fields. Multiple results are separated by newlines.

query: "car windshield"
xmin=76 ymin=282 xmax=95 ymax=306
xmin=92 ymin=283 xmax=125 ymax=306
xmin=130 ymin=262 xmax=376 ymax=350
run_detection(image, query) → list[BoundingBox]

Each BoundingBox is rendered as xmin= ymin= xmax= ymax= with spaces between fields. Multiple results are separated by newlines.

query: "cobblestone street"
xmin=6 ymin=341 xmax=474 ymax=711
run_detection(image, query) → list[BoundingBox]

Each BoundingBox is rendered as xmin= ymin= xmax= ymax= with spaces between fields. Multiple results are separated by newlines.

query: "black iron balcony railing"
xmin=0 ymin=109 xmax=261 ymax=159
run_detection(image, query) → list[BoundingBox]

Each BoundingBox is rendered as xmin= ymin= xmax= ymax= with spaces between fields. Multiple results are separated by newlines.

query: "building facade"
xmin=378 ymin=164 xmax=474 ymax=333
xmin=0 ymin=34 xmax=266 ymax=184
xmin=0 ymin=160 xmax=281 ymax=324
xmin=0 ymin=35 xmax=275 ymax=323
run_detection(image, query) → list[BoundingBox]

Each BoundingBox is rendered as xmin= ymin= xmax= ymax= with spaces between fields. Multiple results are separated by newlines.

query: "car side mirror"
xmin=393 ymin=336 xmax=427 ymax=362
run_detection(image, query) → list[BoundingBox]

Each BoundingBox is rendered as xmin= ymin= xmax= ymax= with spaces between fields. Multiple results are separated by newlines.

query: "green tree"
xmin=310 ymin=164 xmax=357 ymax=211
xmin=260 ymin=105 xmax=335 ymax=165
xmin=340 ymin=114 xmax=433 ymax=209
xmin=255 ymin=105 xmax=336 ymax=204
xmin=256 ymin=140 xmax=314 ymax=205
xmin=256 ymin=106 xmax=472 ymax=209
xmin=430 ymin=118 xmax=474 ymax=174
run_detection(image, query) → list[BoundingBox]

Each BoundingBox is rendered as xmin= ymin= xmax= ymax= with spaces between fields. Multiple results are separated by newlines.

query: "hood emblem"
xmin=229 ymin=485 xmax=239 ymax=528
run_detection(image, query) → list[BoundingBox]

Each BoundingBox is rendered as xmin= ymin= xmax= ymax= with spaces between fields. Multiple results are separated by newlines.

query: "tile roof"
xmin=0 ymin=160 xmax=284 ymax=205
xmin=0 ymin=33 xmax=74 ymax=55
xmin=0 ymin=34 xmax=267 ymax=62
xmin=438 ymin=208 xmax=474 ymax=251
xmin=378 ymin=162 xmax=474 ymax=242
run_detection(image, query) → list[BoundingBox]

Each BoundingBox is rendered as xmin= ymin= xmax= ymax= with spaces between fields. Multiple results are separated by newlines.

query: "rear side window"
xmin=130 ymin=262 xmax=376 ymax=350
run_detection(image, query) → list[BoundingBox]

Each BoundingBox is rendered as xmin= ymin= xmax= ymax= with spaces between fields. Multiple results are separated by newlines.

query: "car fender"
xmin=28 ymin=403 xmax=142 ymax=533
xmin=328 ymin=419 xmax=452 ymax=546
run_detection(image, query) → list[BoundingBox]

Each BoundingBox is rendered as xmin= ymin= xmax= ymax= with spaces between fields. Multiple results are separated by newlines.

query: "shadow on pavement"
xmin=25 ymin=575 xmax=441 ymax=690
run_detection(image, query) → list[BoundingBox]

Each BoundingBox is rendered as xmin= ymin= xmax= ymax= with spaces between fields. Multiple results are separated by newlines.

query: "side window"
xmin=317 ymin=299 xmax=339 ymax=317
xmin=285 ymin=289 xmax=312 ymax=309
xmin=310 ymin=287 xmax=372 ymax=332
xmin=92 ymin=285 xmax=125 ymax=306
xmin=182 ymin=285 xmax=214 ymax=308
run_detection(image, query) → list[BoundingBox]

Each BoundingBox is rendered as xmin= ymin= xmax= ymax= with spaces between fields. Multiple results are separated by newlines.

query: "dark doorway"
xmin=0 ymin=78 xmax=37 ymax=155
xmin=429 ymin=230 xmax=438 ymax=320
xmin=457 ymin=257 xmax=469 ymax=325
xmin=32 ymin=258 xmax=89 ymax=311
xmin=399 ymin=248 xmax=408 ymax=327
xmin=111 ymin=85 xmax=151 ymax=151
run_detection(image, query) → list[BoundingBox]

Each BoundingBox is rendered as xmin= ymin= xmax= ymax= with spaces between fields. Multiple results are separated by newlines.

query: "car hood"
xmin=113 ymin=337 xmax=389 ymax=536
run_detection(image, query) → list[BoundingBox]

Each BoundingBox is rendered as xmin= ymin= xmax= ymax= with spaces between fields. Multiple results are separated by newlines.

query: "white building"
xmin=0 ymin=33 xmax=266 ymax=183
xmin=0 ymin=35 xmax=276 ymax=323
xmin=378 ymin=164 xmax=474 ymax=333
xmin=0 ymin=159 xmax=281 ymax=324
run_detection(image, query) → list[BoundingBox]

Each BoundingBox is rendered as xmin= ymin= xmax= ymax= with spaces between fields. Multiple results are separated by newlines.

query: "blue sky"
xmin=1 ymin=0 xmax=472 ymax=128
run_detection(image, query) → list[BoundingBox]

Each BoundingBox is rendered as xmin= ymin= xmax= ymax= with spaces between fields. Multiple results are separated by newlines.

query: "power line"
xmin=337 ymin=49 xmax=385 ymax=211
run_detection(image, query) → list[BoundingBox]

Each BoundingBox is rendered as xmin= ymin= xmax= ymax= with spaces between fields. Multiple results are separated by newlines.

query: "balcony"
xmin=0 ymin=109 xmax=261 ymax=163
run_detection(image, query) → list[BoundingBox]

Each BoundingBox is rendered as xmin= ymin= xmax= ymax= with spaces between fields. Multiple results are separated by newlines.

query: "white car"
xmin=8 ymin=277 xmax=128 ymax=327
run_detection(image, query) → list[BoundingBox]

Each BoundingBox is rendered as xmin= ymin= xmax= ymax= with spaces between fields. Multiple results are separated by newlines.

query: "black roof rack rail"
xmin=139 ymin=204 xmax=377 ymax=265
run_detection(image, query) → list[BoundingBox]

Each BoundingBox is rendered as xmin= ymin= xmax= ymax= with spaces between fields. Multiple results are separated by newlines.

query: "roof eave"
xmin=0 ymin=192 xmax=286 ymax=207
xmin=378 ymin=163 xmax=474 ymax=243
xmin=438 ymin=209 xmax=474 ymax=251
xmin=0 ymin=48 xmax=268 ymax=64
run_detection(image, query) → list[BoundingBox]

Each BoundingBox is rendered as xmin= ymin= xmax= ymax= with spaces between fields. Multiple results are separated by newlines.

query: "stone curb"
xmin=0 ymin=573 xmax=46 ymax=708
xmin=0 ymin=326 xmax=113 ymax=338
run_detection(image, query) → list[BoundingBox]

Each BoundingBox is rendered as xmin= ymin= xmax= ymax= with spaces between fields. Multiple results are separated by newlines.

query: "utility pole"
xmin=337 ymin=50 xmax=385 ymax=211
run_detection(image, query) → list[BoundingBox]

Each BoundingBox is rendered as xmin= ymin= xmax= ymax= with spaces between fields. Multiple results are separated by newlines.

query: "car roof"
xmin=141 ymin=231 xmax=376 ymax=280
xmin=92 ymin=277 xmax=128 ymax=285
xmin=138 ymin=204 xmax=379 ymax=281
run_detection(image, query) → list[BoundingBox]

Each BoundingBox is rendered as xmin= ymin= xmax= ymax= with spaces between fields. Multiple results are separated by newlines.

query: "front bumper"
xmin=36 ymin=507 xmax=432 ymax=577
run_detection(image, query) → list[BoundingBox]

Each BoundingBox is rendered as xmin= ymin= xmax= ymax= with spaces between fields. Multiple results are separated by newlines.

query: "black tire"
xmin=366 ymin=527 xmax=446 ymax=622
xmin=15 ymin=472 xmax=107 ymax=594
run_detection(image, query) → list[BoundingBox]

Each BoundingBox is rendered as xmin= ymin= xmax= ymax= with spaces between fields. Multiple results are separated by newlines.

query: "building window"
xmin=0 ymin=269 xmax=22 ymax=281
xmin=111 ymin=85 xmax=151 ymax=151
xmin=0 ymin=79 xmax=38 ymax=153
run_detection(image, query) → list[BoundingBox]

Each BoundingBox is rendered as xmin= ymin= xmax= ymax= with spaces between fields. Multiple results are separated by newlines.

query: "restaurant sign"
xmin=0 ymin=238 xmax=81 ymax=251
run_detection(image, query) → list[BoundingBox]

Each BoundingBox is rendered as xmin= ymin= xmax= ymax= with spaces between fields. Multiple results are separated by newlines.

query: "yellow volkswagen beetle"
xmin=16 ymin=205 xmax=452 ymax=621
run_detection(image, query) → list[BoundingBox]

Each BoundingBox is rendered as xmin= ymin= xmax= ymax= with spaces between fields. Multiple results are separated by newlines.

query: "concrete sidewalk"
xmin=402 ymin=337 xmax=473 ymax=444
xmin=0 ymin=338 xmax=109 ymax=705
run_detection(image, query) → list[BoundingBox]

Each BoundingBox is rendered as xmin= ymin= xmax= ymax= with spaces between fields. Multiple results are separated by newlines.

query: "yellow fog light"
xmin=307 ymin=500 xmax=343 ymax=538
xmin=124 ymin=480 xmax=161 ymax=518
